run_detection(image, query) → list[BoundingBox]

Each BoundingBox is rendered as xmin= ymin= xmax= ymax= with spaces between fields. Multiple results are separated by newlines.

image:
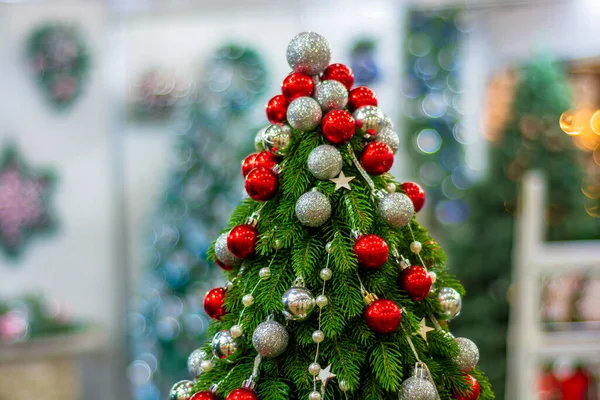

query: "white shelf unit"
xmin=507 ymin=171 xmax=600 ymax=399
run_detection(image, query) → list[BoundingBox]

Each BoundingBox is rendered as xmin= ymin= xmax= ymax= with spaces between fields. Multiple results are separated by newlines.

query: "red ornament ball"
xmin=241 ymin=153 xmax=259 ymax=178
xmin=215 ymin=260 xmax=233 ymax=271
xmin=321 ymin=110 xmax=356 ymax=144
xmin=191 ymin=391 xmax=220 ymax=400
xmin=254 ymin=151 xmax=278 ymax=170
xmin=454 ymin=374 xmax=481 ymax=400
xmin=204 ymin=287 xmax=227 ymax=320
xmin=226 ymin=388 xmax=258 ymax=400
xmin=364 ymin=298 xmax=401 ymax=334
xmin=266 ymin=94 xmax=288 ymax=123
xmin=227 ymin=224 xmax=258 ymax=259
xmin=401 ymin=266 xmax=432 ymax=301
xmin=354 ymin=234 xmax=389 ymax=270
xmin=282 ymin=72 xmax=314 ymax=101
xmin=348 ymin=86 xmax=378 ymax=112
xmin=401 ymin=182 xmax=426 ymax=212
xmin=360 ymin=142 xmax=394 ymax=175
xmin=245 ymin=167 xmax=279 ymax=201
xmin=322 ymin=63 xmax=354 ymax=90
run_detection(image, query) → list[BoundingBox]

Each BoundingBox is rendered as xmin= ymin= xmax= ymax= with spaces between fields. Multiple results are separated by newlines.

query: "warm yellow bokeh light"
xmin=591 ymin=110 xmax=600 ymax=135
xmin=594 ymin=144 xmax=600 ymax=166
xmin=559 ymin=110 xmax=583 ymax=135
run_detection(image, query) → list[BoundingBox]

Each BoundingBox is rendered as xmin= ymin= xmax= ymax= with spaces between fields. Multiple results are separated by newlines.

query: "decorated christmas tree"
xmin=449 ymin=57 xmax=600 ymax=400
xmin=169 ymin=33 xmax=493 ymax=400
xmin=129 ymin=45 xmax=267 ymax=399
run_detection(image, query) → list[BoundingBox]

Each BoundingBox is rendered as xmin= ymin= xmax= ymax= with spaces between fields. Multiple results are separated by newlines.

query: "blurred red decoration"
xmin=401 ymin=266 xmax=432 ymax=301
xmin=204 ymin=287 xmax=227 ymax=320
xmin=191 ymin=391 xmax=220 ymax=400
xmin=354 ymin=234 xmax=388 ymax=269
xmin=245 ymin=167 xmax=279 ymax=201
xmin=360 ymin=142 xmax=394 ymax=175
xmin=402 ymin=182 xmax=426 ymax=212
xmin=348 ymin=86 xmax=378 ymax=111
xmin=364 ymin=299 xmax=401 ymax=334
xmin=321 ymin=110 xmax=355 ymax=144
xmin=454 ymin=374 xmax=481 ymax=400
xmin=266 ymin=95 xmax=289 ymax=123
xmin=241 ymin=153 xmax=259 ymax=177
xmin=282 ymin=72 xmax=314 ymax=101
xmin=254 ymin=151 xmax=278 ymax=170
xmin=322 ymin=63 xmax=355 ymax=90
xmin=215 ymin=260 xmax=233 ymax=271
xmin=226 ymin=388 xmax=258 ymax=400
xmin=227 ymin=224 xmax=258 ymax=259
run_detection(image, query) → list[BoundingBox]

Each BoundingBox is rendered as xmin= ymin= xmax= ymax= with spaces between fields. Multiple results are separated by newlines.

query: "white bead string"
xmin=406 ymin=223 xmax=428 ymax=271
xmin=310 ymin=249 xmax=331 ymax=399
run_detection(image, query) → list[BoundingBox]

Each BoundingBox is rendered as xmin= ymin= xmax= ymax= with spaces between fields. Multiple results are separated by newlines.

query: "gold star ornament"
xmin=329 ymin=170 xmax=355 ymax=191
xmin=415 ymin=318 xmax=435 ymax=343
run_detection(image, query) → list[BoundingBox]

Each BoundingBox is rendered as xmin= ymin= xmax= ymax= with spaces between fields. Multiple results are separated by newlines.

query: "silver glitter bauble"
xmin=252 ymin=319 xmax=289 ymax=358
xmin=215 ymin=232 xmax=241 ymax=267
xmin=376 ymin=126 xmax=400 ymax=154
xmin=287 ymin=32 xmax=331 ymax=76
xmin=263 ymin=124 xmax=293 ymax=156
xmin=309 ymin=391 xmax=322 ymax=400
xmin=211 ymin=330 xmax=245 ymax=363
xmin=287 ymin=96 xmax=322 ymax=132
xmin=436 ymin=287 xmax=462 ymax=321
xmin=353 ymin=105 xmax=385 ymax=135
xmin=282 ymin=277 xmax=316 ymax=321
xmin=383 ymin=116 xmax=394 ymax=129
xmin=314 ymin=80 xmax=348 ymax=112
xmin=455 ymin=337 xmax=479 ymax=372
xmin=295 ymin=189 xmax=331 ymax=227
xmin=169 ymin=380 xmax=194 ymax=400
xmin=255 ymin=126 xmax=268 ymax=151
xmin=187 ymin=348 xmax=206 ymax=378
xmin=307 ymin=145 xmax=343 ymax=180
xmin=378 ymin=192 xmax=414 ymax=228
xmin=398 ymin=376 xmax=437 ymax=400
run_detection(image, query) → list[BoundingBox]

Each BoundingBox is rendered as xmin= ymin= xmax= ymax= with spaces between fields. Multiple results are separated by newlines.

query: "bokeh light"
xmin=559 ymin=110 xmax=583 ymax=135
xmin=421 ymin=92 xmax=447 ymax=118
xmin=416 ymin=128 xmax=442 ymax=154
xmin=591 ymin=110 xmax=600 ymax=135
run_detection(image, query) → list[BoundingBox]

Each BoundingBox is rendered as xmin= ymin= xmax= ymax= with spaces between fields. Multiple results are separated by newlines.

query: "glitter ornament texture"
xmin=286 ymin=32 xmax=331 ymax=76
xmin=187 ymin=348 xmax=206 ymax=378
xmin=262 ymin=123 xmax=292 ymax=156
xmin=455 ymin=337 xmax=480 ymax=372
xmin=287 ymin=96 xmax=322 ymax=131
xmin=211 ymin=330 xmax=245 ymax=362
xmin=322 ymin=63 xmax=354 ymax=90
xmin=398 ymin=375 xmax=437 ymax=400
xmin=376 ymin=125 xmax=400 ymax=153
xmin=252 ymin=319 xmax=289 ymax=358
xmin=295 ymin=190 xmax=332 ymax=227
xmin=378 ymin=192 xmax=415 ymax=228
xmin=307 ymin=144 xmax=343 ymax=180
xmin=215 ymin=232 xmax=241 ymax=267
xmin=437 ymin=287 xmax=462 ymax=320
xmin=169 ymin=380 xmax=194 ymax=400
xmin=314 ymin=80 xmax=348 ymax=113
xmin=282 ymin=278 xmax=316 ymax=321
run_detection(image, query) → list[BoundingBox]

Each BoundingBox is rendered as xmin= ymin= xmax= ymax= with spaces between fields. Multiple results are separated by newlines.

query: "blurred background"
xmin=0 ymin=0 xmax=598 ymax=399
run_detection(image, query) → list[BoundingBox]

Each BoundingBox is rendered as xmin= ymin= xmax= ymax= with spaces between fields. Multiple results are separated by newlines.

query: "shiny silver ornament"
xmin=455 ymin=337 xmax=479 ymax=372
xmin=378 ymin=192 xmax=415 ymax=228
xmin=187 ymin=348 xmax=206 ymax=378
xmin=215 ymin=232 xmax=241 ymax=267
xmin=314 ymin=80 xmax=348 ymax=112
xmin=437 ymin=287 xmax=462 ymax=321
xmin=287 ymin=32 xmax=331 ymax=76
xmin=377 ymin=126 xmax=400 ymax=154
xmin=353 ymin=105 xmax=385 ymax=135
xmin=287 ymin=96 xmax=322 ymax=131
xmin=282 ymin=277 xmax=316 ymax=321
xmin=255 ymin=126 xmax=268 ymax=151
xmin=169 ymin=380 xmax=194 ymax=400
xmin=383 ymin=116 xmax=394 ymax=129
xmin=211 ymin=330 xmax=245 ymax=363
xmin=252 ymin=319 xmax=289 ymax=358
xmin=295 ymin=189 xmax=331 ymax=227
xmin=398 ymin=376 xmax=437 ymax=400
xmin=263 ymin=124 xmax=293 ymax=156
xmin=307 ymin=145 xmax=343 ymax=180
